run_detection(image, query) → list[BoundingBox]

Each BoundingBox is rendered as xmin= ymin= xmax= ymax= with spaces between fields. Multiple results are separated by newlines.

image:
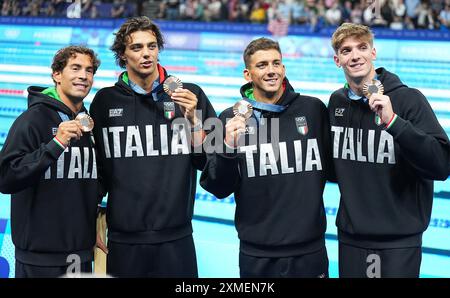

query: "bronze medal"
xmin=362 ymin=79 xmax=384 ymax=98
xmin=76 ymin=113 xmax=94 ymax=132
xmin=163 ymin=76 xmax=183 ymax=96
xmin=363 ymin=79 xmax=385 ymax=126
xmin=233 ymin=100 xmax=253 ymax=120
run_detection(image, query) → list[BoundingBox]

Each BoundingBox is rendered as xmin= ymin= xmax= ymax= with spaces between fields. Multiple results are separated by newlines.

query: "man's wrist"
xmin=191 ymin=121 xmax=202 ymax=132
xmin=385 ymin=113 xmax=398 ymax=130
xmin=224 ymin=138 xmax=237 ymax=149
xmin=53 ymin=136 xmax=67 ymax=149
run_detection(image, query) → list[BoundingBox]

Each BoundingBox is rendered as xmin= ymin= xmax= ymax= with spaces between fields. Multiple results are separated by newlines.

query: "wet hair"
xmin=243 ymin=37 xmax=282 ymax=68
xmin=51 ymin=45 xmax=100 ymax=83
xmin=331 ymin=23 xmax=374 ymax=53
xmin=111 ymin=16 xmax=165 ymax=68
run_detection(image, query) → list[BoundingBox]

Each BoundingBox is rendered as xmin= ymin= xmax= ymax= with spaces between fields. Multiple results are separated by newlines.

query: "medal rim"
xmin=233 ymin=100 xmax=253 ymax=120
xmin=362 ymin=79 xmax=384 ymax=98
xmin=75 ymin=114 xmax=94 ymax=132
xmin=163 ymin=76 xmax=183 ymax=96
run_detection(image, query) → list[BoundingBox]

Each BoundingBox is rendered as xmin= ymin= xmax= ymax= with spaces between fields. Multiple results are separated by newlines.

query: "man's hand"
xmin=55 ymin=120 xmax=83 ymax=147
xmin=224 ymin=116 xmax=246 ymax=148
xmin=171 ymin=88 xmax=198 ymax=125
xmin=368 ymin=93 xmax=394 ymax=125
xmin=96 ymin=231 xmax=108 ymax=254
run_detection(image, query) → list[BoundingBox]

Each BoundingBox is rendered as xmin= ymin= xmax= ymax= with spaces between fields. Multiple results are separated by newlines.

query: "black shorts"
xmin=239 ymin=246 xmax=329 ymax=278
xmin=339 ymin=242 xmax=422 ymax=278
xmin=107 ymin=235 xmax=198 ymax=278
xmin=15 ymin=260 xmax=92 ymax=278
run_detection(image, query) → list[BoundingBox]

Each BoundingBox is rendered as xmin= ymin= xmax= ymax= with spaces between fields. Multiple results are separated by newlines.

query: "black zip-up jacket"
xmin=328 ymin=68 xmax=450 ymax=248
xmin=89 ymin=68 xmax=216 ymax=244
xmin=200 ymin=79 xmax=333 ymax=257
xmin=0 ymin=86 xmax=99 ymax=266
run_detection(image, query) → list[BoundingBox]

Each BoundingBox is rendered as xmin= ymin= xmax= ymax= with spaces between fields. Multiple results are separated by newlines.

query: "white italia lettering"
xmin=305 ymin=139 xmax=322 ymax=171
xmin=145 ymin=125 xmax=159 ymax=156
xmin=331 ymin=125 xmax=396 ymax=164
xmin=109 ymin=126 xmax=124 ymax=158
xmin=45 ymin=167 xmax=51 ymax=179
xmin=368 ymin=129 xmax=375 ymax=163
xmin=377 ymin=131 xmax=396 ymax=164
xmin=83 ymin=147 xmax=91 ymax=178
xmin=160 ymin=125 xmax=169 ymax=155
xmin=356 ymin=129 xmax=367 ymax=162
xmin=239 ymin=145 xmax=257 ymax=178
xmin=68 ymin=147 xmax=82 ymax=179
xmin=331 ymin=126 xmax=343 ymax=159
xmin=102 ymin=127 xmax=111 ymax=158
xmin=259 ymin=143 xmax=279 ymax=176
xmin=293 ymin=140 xmax=303 ymax=172
xmin=342 ymin=127 xmax=356 ymax=160
xmin=239 ymin=139 xmax=322 ymax=178
xmin=91 ymin=148 xmax=97 ymax=179
xmin=57 ymin=148 xmax=69 ymax=178
xmin=279 ymin=142 xmax=294 ymax=174
xmin=101 ymin=125 xmax=192 ymax=158
xmin=125 ymin=126 xmax=144 ymax=157
xmin=171 ymin=124 xmax=189 ymax=155
xmin=44 ymin=147 xmax=96 ymax=180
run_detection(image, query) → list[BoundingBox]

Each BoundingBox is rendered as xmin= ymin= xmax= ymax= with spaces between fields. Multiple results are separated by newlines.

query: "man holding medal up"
xmin=89 ymin=16 xmax=215 ymax=277
xmin=201 ymin=37 xmax=333 ymax=277
xmin=329 ymin=23 xmax=450 ymax=277
xmin=0 ymin=46 xmax=101 ymax=277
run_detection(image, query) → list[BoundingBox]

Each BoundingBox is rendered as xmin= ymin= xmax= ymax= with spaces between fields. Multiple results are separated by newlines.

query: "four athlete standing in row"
xmin=0 ymin=17 xmax=449 ymax=278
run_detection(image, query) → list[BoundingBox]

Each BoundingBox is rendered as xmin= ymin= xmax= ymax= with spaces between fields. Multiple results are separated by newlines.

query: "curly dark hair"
xmin=111 ymin=16 xmax=165 ymax=68
xmin=243 ymin=37 xmax=282 ymax=68
xmin=51 ymin=45 xmax=101 ymax=83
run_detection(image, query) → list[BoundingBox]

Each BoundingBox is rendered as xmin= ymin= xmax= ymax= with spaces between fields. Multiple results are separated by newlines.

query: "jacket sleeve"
xmin=387 ymin=88 xmax=450 ymax=180
xmin=89 ymin=94 xmax=109 ymax=201
xmin=0 ymin=114 xmax=65 ymax=194
xmin=319 ymin=100 xmax=336 ymax=183
xmin=190 ymin=85 xmax=217 ymax=171
xmin=200 ymin=111 xmax=240 ymax=199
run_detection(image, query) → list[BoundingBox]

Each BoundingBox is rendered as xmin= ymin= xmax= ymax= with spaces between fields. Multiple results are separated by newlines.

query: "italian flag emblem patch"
xmin=164 ymin=102 xmax=175 ymax=120
xmin=295 ymin=116 xmax=308 ymax=135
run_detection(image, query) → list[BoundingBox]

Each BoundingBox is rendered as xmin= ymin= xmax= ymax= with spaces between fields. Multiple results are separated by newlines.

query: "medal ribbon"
xmin=242 ymin=98 xmax=286 ymax=113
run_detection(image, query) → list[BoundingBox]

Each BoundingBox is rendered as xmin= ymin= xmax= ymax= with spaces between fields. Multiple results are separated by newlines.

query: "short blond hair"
xmin=331 ymin=23 xmax=374 ymax=53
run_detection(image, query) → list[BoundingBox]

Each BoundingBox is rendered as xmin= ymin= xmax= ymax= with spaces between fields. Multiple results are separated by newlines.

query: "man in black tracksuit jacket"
xmin=329 ymin=23 xmax=450 ymax=277
xmin=0 ymin=46 xmax=101 ymax=277
xmin=89 ymin=17 xmax=216 ymax=277
xmin=201 ymin=37 xmax=333 ymax=277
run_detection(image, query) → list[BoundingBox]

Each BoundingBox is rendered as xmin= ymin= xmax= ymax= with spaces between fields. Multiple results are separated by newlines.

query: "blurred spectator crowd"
xmin=1 ymin=0 xmax=450 ymax=31
xmin=0 ymin=0 xmax=132 ymax=18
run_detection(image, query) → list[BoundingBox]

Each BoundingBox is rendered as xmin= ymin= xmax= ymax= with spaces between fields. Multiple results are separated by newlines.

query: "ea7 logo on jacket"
xmin=109 ymin=109 xmax=123 ymax=117
xmin=44 ymin=147 xmax=97 ymax=179
xmin=295 ymin=117 xmax=308 ymax=135
xmin=335 ymin=108 xmax=345 ymax=117
xmin=331 ymin=126 xmax=396 ymax=164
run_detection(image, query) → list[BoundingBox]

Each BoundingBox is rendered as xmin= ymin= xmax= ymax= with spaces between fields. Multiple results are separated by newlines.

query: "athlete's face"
xmin=244 ymin=49 xmax=285 ymax=101
xmin=122 ymin=30 xmax=159 ymax=81
xmin=53 ymin=53 xmax=94 ymax=104
xmin=334 ymin=36 xmax=376 ymax=82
